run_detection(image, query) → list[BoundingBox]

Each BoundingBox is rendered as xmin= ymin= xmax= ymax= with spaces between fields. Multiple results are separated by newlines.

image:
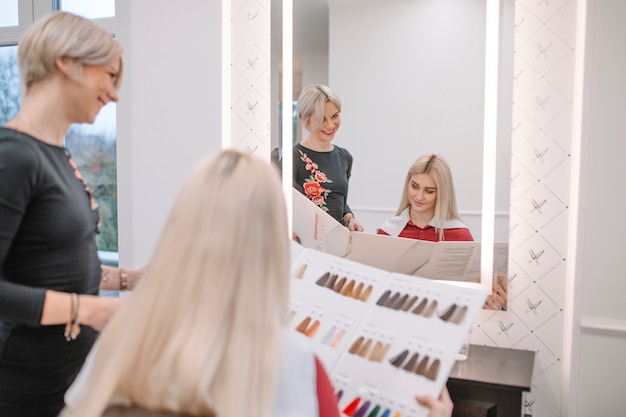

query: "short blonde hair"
xmin=61 ymin=150 xmax=290 ymax=417
xmin=18 ymin=11 xmax=124 ymax=92
xmin=397 ymin=154 xmax=461 ymax=240
xmin=297 ymin=84 xmax=342 ymax=132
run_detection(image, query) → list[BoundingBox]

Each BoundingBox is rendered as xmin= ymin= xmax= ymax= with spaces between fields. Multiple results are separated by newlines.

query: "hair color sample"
xmin=384 ymin=292 xmax=401 ymax=308
xmin=295 ymin=317 xmax=311 ymax=334
xmin=414 ymin=355 xmax=430 ymax=376
xmin=360 ymin=285 xmax=373 ymax=302
xmin=333 ymin=276 xmax=347 ymax=293
xmin=377 ymin=343 xmax=392 ymax=363
xmin=353 ymin=400 xmax=371 ymax=417
xmin=343 ymin=397 xmax=361 ymax=417
xmin=348 ymin=336 xmax=364 ymax=355
xmin=403 ymin=352 xmax=420 ymax=372
xmin=366 ymin=405 xmax=381 ymax=417
xmin=388 ymin=349 xmax=409 ymax=368
xmin=325 ymin=273 xmax=338 ymax=289
xmin=316 ymin=271 xmax=330 ymax=286
xmin=368 ymin=341 xmax=384 ymax=362
xmin=340 ymin=280 xmax=356 ymax=297
xmin=351 ymin=282 xmax=364 ymax=299
xmin=304 ymin=320 xmax=320 ymax=338
xmin=391 ymin=294 xmax=409 ymax=310
xmin=439 ymin=304 xmax=457 ymax=322
xmin=376 ymin=290 xmax=391 ymax=306
xmin=293 ymin=263 xmax=307 ymax=279
xmin=357 ymin=338 xmax=372 ymax=358
xmin=423 ymin=300 xmax=438 ymax=318
xmin=412 ymin=298 xmax=428 ymax=315
xmin=330 ymin=328 xmax=346 ymax=348
xmin=425 ymin=358 xmax=440 ymax=381
xmin=400 ymin=295 xmax=418 ymax=312
xmin=449 ymin=305 xmax=468 ymax=324
xmin=321 ymin=326 xmax=337 ymax=345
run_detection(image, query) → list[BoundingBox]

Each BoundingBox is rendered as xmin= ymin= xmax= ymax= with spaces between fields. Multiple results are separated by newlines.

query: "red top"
xmin=315 ymin=356 xmax=341 ymax=417
xmin=377 ymin=221 xmax=473 ymax=242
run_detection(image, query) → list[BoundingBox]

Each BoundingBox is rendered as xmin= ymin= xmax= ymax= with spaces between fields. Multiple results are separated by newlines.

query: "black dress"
xmin=0 ymin=129 xmax=101 ymax=417
xmin=293 ymin=143 xmax=354 ymax=224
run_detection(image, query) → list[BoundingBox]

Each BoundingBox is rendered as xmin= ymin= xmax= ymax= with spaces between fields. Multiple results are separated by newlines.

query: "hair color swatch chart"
xmin=289 ymin=243 xmax=488 ymax=417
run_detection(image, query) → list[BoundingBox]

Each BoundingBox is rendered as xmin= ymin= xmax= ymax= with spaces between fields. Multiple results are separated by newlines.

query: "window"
xmin=0 ymin=46 xmax=19 ymax=126
xmin=0 ymin=0 xmax=19 ymax=28
xmin=0 ymin=1 xmax=121 ymax=255
xmin=60 ymin=0 xmax=115 ymax=19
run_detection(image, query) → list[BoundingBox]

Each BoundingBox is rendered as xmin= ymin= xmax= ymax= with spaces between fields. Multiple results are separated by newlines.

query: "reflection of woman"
xmin=377 ymin=154 xmax=473 ymax=241
xmin=61 ymin=150 xmax=453 ymax=417
xmin=293 ymin=84 xmax=364 ymax=232
xmin=0 ymin=12 xmax=142 ymax=417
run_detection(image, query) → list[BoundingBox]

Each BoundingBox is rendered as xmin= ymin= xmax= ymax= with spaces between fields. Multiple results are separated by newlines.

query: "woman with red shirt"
xmin=377 ymin=154 xmax=473 ymax=242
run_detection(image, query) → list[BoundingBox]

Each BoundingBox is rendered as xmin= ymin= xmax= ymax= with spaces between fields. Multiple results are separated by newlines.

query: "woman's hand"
xmin=484 ymin=274 xmax=507 ymax=310
xmin=415 ymin=386 xmax=454 ymax=417
xmin=346 ymin=216 xmax=364 ymax=232
xmin=79 ymin=295 xmax=123 ymax=332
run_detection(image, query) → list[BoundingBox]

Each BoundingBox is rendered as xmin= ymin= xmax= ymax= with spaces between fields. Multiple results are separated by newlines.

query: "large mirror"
xmin=273 ymin=0 xmax=514 ymax=306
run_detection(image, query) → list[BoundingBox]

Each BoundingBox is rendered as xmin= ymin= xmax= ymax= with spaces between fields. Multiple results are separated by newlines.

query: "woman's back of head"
xmin=66 ymin=150 xmax=290 ymax=417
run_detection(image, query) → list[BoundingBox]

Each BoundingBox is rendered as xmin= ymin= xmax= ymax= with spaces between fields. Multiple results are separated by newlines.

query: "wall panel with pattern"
xmin=472 ymin=0 xmax=578 ymax=415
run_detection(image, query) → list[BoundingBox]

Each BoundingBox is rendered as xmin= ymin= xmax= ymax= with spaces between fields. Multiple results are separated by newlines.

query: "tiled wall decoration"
xmin=229 ymin=0 xmax=271 ymax=159
xmin=233 ymin=0 xmax=579 ymax=415
xmin=473 ymin=0 xmax=578 ymax=415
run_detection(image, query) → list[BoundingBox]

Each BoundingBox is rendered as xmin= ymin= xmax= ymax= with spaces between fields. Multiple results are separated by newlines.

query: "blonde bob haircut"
xmin=396 ymin=154 xmax=462 ymax=240
xmin=18 ymin=11 xmax=124 ymax=93
xmin=61 ymin=150 xmax=290 ymax=417
xmin=297 ymin=84 xmax=342 ymax=132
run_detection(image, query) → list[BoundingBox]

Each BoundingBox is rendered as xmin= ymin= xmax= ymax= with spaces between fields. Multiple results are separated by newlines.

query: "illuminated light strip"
xmin=480 ymin=0 xmax=500 ymax=294
xmin=281 ymin=0 xmax=294 ymax=237
xmin=562 ymin=0 xmax=588 ymax=414
xmin=221 ymin=0 xmax=231 ymax=149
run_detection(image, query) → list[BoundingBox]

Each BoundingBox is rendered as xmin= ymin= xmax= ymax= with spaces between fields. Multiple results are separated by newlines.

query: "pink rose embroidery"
xmin=298 ymin=149 xmax=333 ymax=212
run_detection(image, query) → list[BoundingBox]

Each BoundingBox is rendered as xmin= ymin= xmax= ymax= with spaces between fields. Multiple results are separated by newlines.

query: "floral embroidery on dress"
xmin=298 ymin=149 xmax=332 ymax=212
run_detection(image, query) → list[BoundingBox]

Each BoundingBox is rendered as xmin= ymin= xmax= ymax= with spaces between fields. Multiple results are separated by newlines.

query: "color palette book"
xmin=289 ymin=244 xmax=488 ymax=417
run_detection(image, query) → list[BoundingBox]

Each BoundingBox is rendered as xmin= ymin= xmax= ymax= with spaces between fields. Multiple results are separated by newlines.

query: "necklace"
xmin=17 ymin=113 xmax=64 ymax=146
xmin=18 ymin=113 xmax=43 ymax=136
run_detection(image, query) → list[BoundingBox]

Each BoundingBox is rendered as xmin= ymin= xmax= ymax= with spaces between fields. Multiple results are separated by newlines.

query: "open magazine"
xmin=289 ymin=242 xmax=488 ymax=417
xmin=293 ymin=189 xmax=508 ymax=283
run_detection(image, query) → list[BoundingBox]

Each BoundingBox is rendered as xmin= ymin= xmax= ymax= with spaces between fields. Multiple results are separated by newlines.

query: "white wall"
xmin=118 ymin=0 xmax=223 ymax=269
xmin=574 ymin=0 xmax=626 ymax=414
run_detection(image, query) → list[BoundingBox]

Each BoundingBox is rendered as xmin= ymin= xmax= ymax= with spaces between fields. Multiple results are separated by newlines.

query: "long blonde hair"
xmin=396 ymin=154 xmax=461 ymax=240
xmin=64 ymin=150 xmax=290 ymax=417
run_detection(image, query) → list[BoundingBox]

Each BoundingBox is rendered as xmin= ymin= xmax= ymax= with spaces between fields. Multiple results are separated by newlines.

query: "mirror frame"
xmin=281 ymin=0 xmax=500 ymax=295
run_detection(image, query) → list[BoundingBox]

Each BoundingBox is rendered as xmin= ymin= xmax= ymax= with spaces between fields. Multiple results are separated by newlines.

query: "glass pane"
xmin=0 ymin=0 xmax=18 ymax=27
xmin=61 ymin=0 xmax=115 ymax=19
xmin=0 ymin=45 xmax=20 ymax=126
xmin=64 ymin=104 xmax=118 ymax=252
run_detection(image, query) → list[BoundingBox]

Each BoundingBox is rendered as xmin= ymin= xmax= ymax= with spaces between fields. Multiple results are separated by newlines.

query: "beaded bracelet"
xmin=120 ymin=268 xmax=129 ymax=291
